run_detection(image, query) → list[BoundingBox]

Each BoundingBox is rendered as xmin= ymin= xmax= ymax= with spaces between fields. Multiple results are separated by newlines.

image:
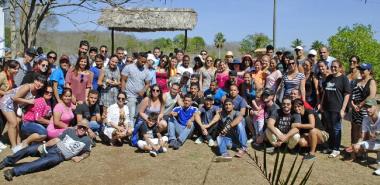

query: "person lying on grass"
xmin=0 ymin=119 xmax=92 ymax=181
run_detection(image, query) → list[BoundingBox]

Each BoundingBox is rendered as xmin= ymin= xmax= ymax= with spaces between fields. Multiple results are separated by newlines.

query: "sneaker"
xmin=247 ymin=138 xmax=254 ymax=144
xmin=303 ymin=154 xmax=316 ymax=160
xmin=194 ymin=137 xmax=203 ymax=144
xmin=173 ymin=140 xmax=182 ymax=150
xmin=265 ymin=147 xmax=275 ymax=153
xmin=149 ymin=150 xmax=158 ymax=157
xmin=235 ymin=148 xmax=247 ymax=158
xmin=3 ymin=169 xmax=13 ymax=181
xmin=11 ymin=145 xmax=23 ymax=154
xmin=215 ymin=154 xmax=232 ymax=162
xmin=374 ymin=168 xmax=380 ymax=176
xmin=168 ymin=140 xmax=176 ymax=148
xmin=208 ymin=139 xmax=215 ymax=147
xmin=158 ymin=147 xmax=167 ymax=153
xmin=0 ymin=161 xmax=6 ymax=170
xmin=328 ymin=150 xmax=340 ymax=158
xmin=0 ymin=141 xmax=7 ymax=150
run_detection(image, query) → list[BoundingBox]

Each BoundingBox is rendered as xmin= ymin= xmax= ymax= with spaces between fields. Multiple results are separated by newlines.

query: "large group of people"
xmin=0 ymin=41 xmax=379 ymax=181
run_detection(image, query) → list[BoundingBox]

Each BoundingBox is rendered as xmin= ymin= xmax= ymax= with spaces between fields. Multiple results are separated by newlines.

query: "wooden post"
xmin=111 ymin=28 xmax=115 ymax=54
xmin=184 ymin=30 xmax=188 ymax=52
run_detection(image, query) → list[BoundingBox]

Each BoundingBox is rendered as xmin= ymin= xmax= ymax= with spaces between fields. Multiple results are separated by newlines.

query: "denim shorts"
xmin=21 ymin=122 xmax=48 ymax=136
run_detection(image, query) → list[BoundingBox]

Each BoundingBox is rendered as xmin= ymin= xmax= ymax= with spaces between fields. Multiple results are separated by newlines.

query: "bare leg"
xmin=22 ymin=133 xmax=46 ymax=145
xmin=158 ymin=120 xmax=167 ymax=133
xmin=2 ymin=111 xmax=20 ymax=147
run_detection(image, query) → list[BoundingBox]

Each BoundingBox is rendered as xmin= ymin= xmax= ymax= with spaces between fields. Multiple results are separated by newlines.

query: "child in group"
xmin=136 ymin=112 xmax=168 ymax=157
xmin=251 ymin=89 xmax=265 ymax=146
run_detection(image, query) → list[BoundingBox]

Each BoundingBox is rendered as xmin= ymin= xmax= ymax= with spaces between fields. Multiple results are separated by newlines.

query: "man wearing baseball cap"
xmin=14 ymin=48 xmax=37 ymax=86
xmin=352 ymin=98 xmax=380 ymax=175
xmin=295 ymin=46 xmax=306 ymax=69
xmin=0 ymin=119 xmax=92 ymax=181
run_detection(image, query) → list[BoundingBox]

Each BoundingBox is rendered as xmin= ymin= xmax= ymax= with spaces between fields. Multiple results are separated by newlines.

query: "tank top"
xmin=164 ymin=93 xmax=178 ymax=115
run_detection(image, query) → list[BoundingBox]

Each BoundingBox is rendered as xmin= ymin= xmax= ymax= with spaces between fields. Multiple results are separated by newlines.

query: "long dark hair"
xmin=149 ymin=84 xmax=164 ymax=105
xmin=74 ymin=54 xmax=90 ymax=76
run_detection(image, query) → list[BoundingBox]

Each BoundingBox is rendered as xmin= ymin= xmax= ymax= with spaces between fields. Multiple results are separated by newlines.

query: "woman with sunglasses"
xmin=199 ymin=56 xmax=216 ymax=92
xmin=47 ymin=88 xmax=75 ymax=139
xmin=20 ymin=57 xmax=50 ymax=85
xmin=98 ymin=55 xmax=120 ymax=110
xmin=14 ymin=85 xmax=54 ymax=152
xmin=0 ymin=74 xmax=47 ymax=153
xmin=155 ymin=55 xmax=169 ymax=93
xmin=65 ymin=54 xmax=93 ymax=105
xmin=136 ymin=85 xmax=166 ymax=133
xmin=282 ymin=56 xmax=306 ymax=101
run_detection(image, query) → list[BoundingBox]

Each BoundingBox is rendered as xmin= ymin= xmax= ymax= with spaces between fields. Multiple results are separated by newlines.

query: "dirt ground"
xmin=0 ymin=121 xmax=379 ymax=185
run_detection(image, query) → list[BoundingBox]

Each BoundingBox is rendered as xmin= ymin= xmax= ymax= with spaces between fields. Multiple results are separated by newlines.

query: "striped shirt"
xmin=283 ymin=72 xmax=305 ymax=96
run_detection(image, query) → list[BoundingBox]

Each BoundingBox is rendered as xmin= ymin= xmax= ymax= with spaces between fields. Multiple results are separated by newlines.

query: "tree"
xmin=6 ymin=0 xmax=137 ymax=53
xmin=214 ymin=32 xmax=226 ymax=59
xmin=328 ymin=24 xmax=380 ymax=87
xmin=173 ymin=34 xmax=185 ymax=50
xmin=239 ymin=33 xmax=271 ymax=55
xmin=152 ymin=37 xmax=173 ymax=52
xmin=189 ymin=36 xmax=206 ymax=53
xmin=291 ymin=38 xmax=303 ymax=49
xmin=310 ymin=40 xmax=325 ymax=51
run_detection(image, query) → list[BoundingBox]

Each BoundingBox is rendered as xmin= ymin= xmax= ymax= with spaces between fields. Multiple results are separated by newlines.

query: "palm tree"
xmin=310 ymin=40 xmax=325 ymax=51
xmin=291 ymin=38 xmax=303 ymax=49
xmin=214 ymin=32 xmax=226 ymax=59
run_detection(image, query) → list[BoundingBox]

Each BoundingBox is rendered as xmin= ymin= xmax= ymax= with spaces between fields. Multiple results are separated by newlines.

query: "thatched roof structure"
xmin=98 ymin=8 xmax=197 ymax=32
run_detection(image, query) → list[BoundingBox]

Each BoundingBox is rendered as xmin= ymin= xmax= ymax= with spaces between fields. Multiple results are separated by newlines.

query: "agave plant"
xmin=247 ymin=146 xmax=314 ymax=185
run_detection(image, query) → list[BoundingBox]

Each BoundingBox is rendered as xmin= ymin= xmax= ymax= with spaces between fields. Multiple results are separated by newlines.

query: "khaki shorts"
xmin=265 ymin=128 xmax=300 ymax=149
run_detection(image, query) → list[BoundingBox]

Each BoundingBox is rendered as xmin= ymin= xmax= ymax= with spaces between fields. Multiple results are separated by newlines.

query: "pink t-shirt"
xmin=265 ymin=70 xmax=283 ymax=91
xmin=65 ymin=68 xmax=93 ymax=102
xmin=253 ymin=100 xmax=265 ymax=123
xmin=23 ymin=97 xmax=51 ymax=122
xmin=51 ymin=103 xmax=74 ymax=126
xmin=216 ymin=72 xmax=229 ymax=88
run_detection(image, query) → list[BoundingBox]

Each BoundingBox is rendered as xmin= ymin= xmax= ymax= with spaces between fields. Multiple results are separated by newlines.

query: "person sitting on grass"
xmin=292 ymin=98 xmax=329 ymax=160
xmin=208 ymin=98 xmax=243 ymax=162
xmin=352 ymin=99 xmax=380 ymax=176
xmin=100 ymin=92 xmax=132 ymax=146
xmin=193 ymin=95 xmax=219 ymax=147
xmin=0 ymin=119 xmax=92 ymax=181
xmin=136 ymin=112 xmax=168 ymax=157
xmin=168 ymin=94 xmax=198 ymax=150
xmin=265 ymin=96 xmax=301 ymax=150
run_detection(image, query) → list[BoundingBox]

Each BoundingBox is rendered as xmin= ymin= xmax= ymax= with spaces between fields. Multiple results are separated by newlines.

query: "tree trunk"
xmin=218 ymin=47 xmax=221 ymax=59
xmin=9 ymin=0 xmax=18 ymax=58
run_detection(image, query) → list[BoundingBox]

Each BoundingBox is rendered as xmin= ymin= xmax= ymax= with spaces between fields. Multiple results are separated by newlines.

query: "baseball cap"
xmin=182 ymin=71 xmax=191 ymax=78
xmin=358 ymin=63 xmax=372 ymax=71
xmin=295 ymin=46 xmax=303 ymax=51
xmin=263 ymin=88 xmax=274 ymax=97
xmin=59 ymin=55 xmax=70 ymax=63
xmin=229 ymin=70 xmax=238 ymax=76
xmin=205 ymin=94 xmax=214 ymax=101
xmin=308 ymin=49 xmax=317 ymax=56
xmin=364 ymin=98 xmax=377 ymax=107
xmin=25 ymin=48 xmax=37 ymax=56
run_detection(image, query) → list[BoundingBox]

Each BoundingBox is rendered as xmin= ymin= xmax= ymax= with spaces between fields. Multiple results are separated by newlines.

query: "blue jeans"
xmin=236 ymin=119 xmax=247 ymax=149
xmin=323 ymin=111 xmax=342 ymax=151
xmin=3 ymin=144 xmax=65 ymax=176
xmin=126 ymin=96 xmax=138 ymax=124
xmin=168 ymin=117 xmax=194 ymax=143
xmin=217 ymin=136 xmax=233 ymax=155
xmin=89 ymin=121 xmax=102 ymax=133
xmin=21 ymin=122 xmax=47 ymax=136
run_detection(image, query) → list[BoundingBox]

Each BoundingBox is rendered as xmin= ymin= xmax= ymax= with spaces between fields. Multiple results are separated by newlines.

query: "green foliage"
xmin=4 ymin=26 xmax=10 ymax=48
xmin=328 ymin=24 xmax=380 ymax=88
xmin=188 ymin=36 xmax=206 ymax=53
xmin=291 ymin=38 xmax=303 ymax=49
xmin=152 ymin=37 xmax=173 ymax=52
xmin=240 ymin=33 xmax=271 ymax=55
xmin=310 ymin=40 xmax=325 ymax=51
xmin=173 ymin=34 xmax=185 ymax=50
xmin=248 ymin=146 xmax=314 ymax=185
xmin=214 ymin=32 xmax=226 ymax=58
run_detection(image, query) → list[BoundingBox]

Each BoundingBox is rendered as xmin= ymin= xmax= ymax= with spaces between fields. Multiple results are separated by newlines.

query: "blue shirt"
xmin=50 ymin=67 xmax=65 ymax=95
xmin=204 ymin=88 xmax=227 ymax=107
xmin=227 ymin=94 xmax=247 ymax=111
xmin=90 ymin=66 xmax=101 ymax=90
xmin=172 ymin=106 xmax=198 ymax=126
xmin=199 ymin=105 xmax=219 ymax=125
xmin=148 ymin=68 xmax=156 ymax=85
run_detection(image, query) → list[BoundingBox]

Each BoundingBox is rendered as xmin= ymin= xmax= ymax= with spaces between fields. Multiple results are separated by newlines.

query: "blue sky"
xmin=56 ymin=0 xmax=380 ymax=50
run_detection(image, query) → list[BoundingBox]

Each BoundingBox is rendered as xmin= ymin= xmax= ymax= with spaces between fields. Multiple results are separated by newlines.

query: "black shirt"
xmin=322 ymin=74 xmax=351 ymax=112
xmin=75 ymin=103 xmax=100 ymax=121
xmin=270 ymin=109 xmax=301 ymax=134
xmin=300 ymin=109 xmax=325 ymax=134
xmin=138 ymin=122 xmax=159 ymax=139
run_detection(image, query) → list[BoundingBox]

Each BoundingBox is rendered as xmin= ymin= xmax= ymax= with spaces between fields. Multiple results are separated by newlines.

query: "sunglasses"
xmin=48 ymin=56 xmax=57 ymax=59
xmin=152 ymin=89 xmax=160 ymax=92
xmin=80 ymin=74 xmax=84 ymax=83
xmin=41 ymin=64 xmax=48 ymax=67
xmin=44 ymin=91 xmax=53 ymax=95
xmin=201 ymin=53 xmax=207 ymax=55
xmin=206 ymin=60 xmax=213 ymax=62
xmin=288 ymin=62 xmax=296 ymax=65
xmin=78 ymin=125 xmax=88 ymax=130
xmin=118 ymin=97 xmax=125 ymax=101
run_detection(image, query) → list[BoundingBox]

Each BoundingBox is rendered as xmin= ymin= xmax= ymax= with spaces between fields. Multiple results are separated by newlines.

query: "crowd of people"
xmin=0 ymin=41 xmax=379 ymax=181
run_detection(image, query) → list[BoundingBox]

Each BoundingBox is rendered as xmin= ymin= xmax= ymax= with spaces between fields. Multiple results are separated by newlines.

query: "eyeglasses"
xmin=80 ymin=74 xmax=84 ymax=83
xmin=201 ymin=53 xmax=207 ymax=55
xmin=117 ymin=97 xmax=125 ymax=101
xmin=44 ymin=91 xmax=53 ymax=95
xmin=152 ymin=89 xmax=160 ymax=92
xmin=78 ymin=125 xmax=88 ymax=131
xmin=48 ymin=56 xmax=57 ymax=60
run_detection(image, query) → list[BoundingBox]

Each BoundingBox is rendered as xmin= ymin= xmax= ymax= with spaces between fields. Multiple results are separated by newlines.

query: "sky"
xmin=55 ymin=0 xmax=380 ymax=50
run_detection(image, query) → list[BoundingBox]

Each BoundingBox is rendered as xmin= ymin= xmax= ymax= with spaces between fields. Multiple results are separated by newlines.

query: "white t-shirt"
xmin=177 ymin=65 xmax=194 ymax=75
xmin=362 ymin=112 xmax=380 ymax=140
